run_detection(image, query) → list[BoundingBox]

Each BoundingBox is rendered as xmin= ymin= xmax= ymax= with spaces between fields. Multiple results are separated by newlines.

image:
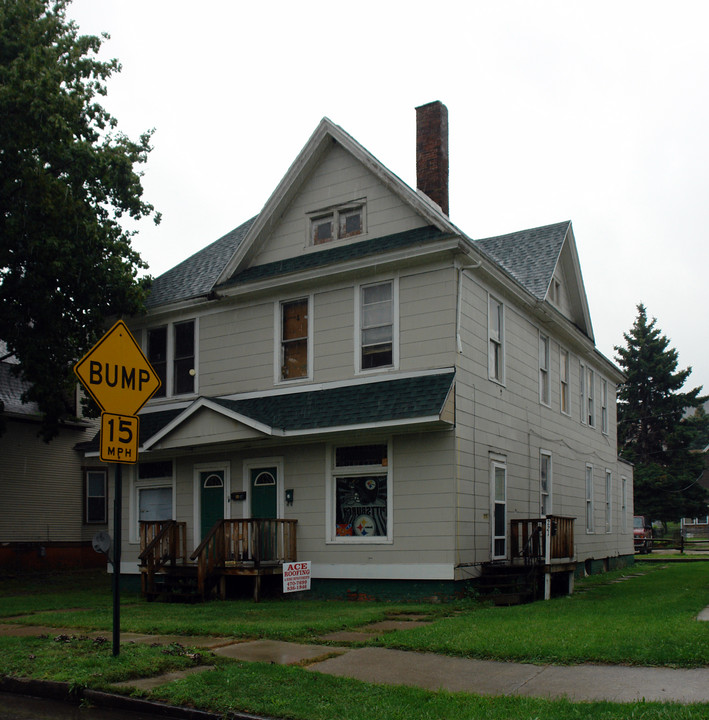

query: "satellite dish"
xmin=92 ymin=531 xmax=111 ymax=555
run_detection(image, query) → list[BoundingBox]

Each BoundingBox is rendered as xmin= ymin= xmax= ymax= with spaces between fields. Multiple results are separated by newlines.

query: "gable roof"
xmin=214 ymin=117 xmax=463 ymax=286
xmin=475 ymin=220 xmax=594 ymax=340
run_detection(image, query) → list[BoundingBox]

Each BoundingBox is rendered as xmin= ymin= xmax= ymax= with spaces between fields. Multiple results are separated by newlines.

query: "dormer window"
xmin=310 ymin=201 xmax=365 ymax=245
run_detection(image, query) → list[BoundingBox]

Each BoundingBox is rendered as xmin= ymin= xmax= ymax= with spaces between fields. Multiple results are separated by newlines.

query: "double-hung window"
xmin=560 ymin=348 xmax=570 ymax=415
xmin=585 ymin=464 xmax=594 ymax=533
xmin=358 ymin=280 xmax=396 ymax=371
xmin=147 ymin=320 xmax=196 ymax=398
xmin=601 ymin=378 xmax=609 ymax=434
xmin=540 ymin=451 xmax=552 ymax=516
xmin=539 ymin=333 xmax=550 ymax=405
xmin=488 ymin=296 xmax=504 ymax=383
xmin=605 ymin=470 xmax=612 ymax=533
xmin=579 ymin=362 xmax=586 ymax=424
xmin=587 ymin=368 xmax=596 ymax=427
xmin=621 ymin=476 xmax=628 ymax=532
xmin=280 ymin=298 xmax=310 ymax=381
xmin=132 ymin=460 xmax=174 ymax=543
xmin=85 ymin=469 xmax=107 ymax=524
xmin=329 ymin=444 xmax=391 ymax=543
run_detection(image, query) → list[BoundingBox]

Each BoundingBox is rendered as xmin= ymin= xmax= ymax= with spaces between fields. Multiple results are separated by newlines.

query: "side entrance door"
xmin=200 ymin=470 xmax=225 ymax=542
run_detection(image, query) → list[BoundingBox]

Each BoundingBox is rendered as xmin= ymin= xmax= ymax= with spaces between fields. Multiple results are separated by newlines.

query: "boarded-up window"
xmin=281 ymin=299 xmax=308 ymax=380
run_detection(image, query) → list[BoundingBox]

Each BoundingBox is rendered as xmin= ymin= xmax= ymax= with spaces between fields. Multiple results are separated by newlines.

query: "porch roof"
xmin=77 ymin=370 xmax=455 ymax=454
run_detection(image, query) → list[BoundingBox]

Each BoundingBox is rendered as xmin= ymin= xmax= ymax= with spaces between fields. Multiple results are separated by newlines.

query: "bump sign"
xmin=74 ymin=320 xmax=161 ymax=416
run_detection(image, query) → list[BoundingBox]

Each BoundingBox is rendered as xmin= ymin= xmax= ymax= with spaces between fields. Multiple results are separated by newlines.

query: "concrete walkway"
xmin=3 ymin=618 xmax=709 ymax=706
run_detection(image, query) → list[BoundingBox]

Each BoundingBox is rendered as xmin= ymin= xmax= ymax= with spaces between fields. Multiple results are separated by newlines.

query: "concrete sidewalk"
xmin=4 ymin=621 xmax=709 ymax=706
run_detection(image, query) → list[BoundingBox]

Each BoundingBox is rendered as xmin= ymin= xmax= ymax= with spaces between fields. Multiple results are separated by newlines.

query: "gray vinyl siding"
xmin=454 ymin=270 xmax=632 ymax=566
xmin=252 ymin=144 xmax=427 ymax=267
xmin=0 ymin=419 xmax=100 ymax=543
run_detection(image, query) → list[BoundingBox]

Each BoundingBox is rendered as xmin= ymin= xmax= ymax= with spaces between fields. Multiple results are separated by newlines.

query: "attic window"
xmin=310 ymin=202 xmax=365 ymax=245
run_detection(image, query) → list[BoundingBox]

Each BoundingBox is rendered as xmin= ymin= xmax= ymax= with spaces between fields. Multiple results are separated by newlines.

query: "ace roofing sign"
xmin=74 ymin=320 xmax=161 ymax=463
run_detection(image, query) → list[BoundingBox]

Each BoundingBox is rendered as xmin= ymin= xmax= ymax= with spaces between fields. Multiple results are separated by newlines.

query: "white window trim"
xmin=605 ymin=469 xmax=612 ymax=534
xmin=540 ymin=450 xmax=552 ymax=516
xmin=488 ymin=294 xmax=505 ymax=385
xmin=354 ymin=278 xmax=399 ymax=375
xmin=585 ymin=463 xmax=595 ymax=534
xmin=274 ymin=294 xmax=313 ymax=385
xmin=193 ymin=461 xmax=231 ymax=539
xmin=601 ymin=378 xmax=609 ymax=435
xmin=490 ymin=454 xmax=507 ymax=560
xmin=129 ymin=464 xmax=176 ymax=544
xmin=560 ymin=347 xmax=571 ymax=416
xmin=145 ymin=317 xmax=199 ymax=400
xmin=579 ymin=361 xmax=587 ymax=425
xmin=85 ymin=469 xmax=107 ymax=525
xmin=326 ymin=441 xmax=393 ymax=545
xmin=539 ymin=332 xmax=550 ymax=406
xmin=587 ymin=367 xmax=596 ymax=428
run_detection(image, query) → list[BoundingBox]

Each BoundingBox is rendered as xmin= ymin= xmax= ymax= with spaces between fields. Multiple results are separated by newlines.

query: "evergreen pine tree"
xmin=615 ymin=304 xmax=707 ymax=521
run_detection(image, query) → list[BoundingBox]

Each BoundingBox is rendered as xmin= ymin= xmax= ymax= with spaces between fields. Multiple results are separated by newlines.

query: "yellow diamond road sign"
xmin=74 ymin=320 xmax=161 ymax=416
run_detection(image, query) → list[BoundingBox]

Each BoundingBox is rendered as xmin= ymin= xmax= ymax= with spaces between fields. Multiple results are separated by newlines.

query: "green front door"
xmin=251 ymin=467 xmax=277 ymax=519
xmin=200 ymin=470 xmax=224 ymax=541
xmin=251 ymin=467 xmax=277 ymax=561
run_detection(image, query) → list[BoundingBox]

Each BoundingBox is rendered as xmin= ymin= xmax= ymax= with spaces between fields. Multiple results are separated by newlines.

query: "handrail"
xmin=138 ymin=520 xmax=187 ymax=598
xmin=510 ymin=515 xmax=575 ymax=562
xmin=190 ymin=519 xmax=298 ymax=599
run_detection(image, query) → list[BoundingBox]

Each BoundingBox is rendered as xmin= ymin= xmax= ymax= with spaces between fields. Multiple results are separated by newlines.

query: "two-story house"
xmin=0 ymin=345 xmax=107 ymax=571
xmin=82 ymin=102 xmax=634 ymax=600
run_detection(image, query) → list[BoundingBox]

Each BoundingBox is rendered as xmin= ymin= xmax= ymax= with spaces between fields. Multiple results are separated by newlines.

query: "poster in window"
xmin=335 ymin=475 xmax=387 ymax=536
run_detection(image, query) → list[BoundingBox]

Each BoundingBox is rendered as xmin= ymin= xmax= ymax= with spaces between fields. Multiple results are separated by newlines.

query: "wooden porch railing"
xmin=189 ymin=519 xmax=298 ymax=599
xmin=138 ymin=520 xmax=188 ymax=596
xmin=510 ymin=515 xmax=575 ymax=563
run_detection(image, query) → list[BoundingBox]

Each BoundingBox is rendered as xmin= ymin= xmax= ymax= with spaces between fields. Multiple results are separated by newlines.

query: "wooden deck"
xmin=509 ymin=515 xmax=576 ymax=599
xmin=139 ymin=518 xmax=297 ymax=601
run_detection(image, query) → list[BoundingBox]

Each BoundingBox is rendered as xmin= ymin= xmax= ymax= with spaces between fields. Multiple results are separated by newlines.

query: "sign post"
xmin=74 ymin=320 xmax=161 ymax=656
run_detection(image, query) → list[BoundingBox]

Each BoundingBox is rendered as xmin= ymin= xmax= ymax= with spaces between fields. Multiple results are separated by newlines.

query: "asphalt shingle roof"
xmin=146 ymin=217 xmax=256 ymax=308
xmin=0 ymin=361 xmax=38 ymax=417
xmin=77 ymin=372 xmax=455 ymax=452
xmin=214 ymin=371 xmax=455 ymax=431
xmin=475 ymin=221 xmax=570 ymax=300
xmin=221 ymin=225 xmax=448 ymax=288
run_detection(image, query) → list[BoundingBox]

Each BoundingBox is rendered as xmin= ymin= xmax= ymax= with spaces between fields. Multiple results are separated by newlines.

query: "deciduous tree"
xmin=0 ymin=0 xmax=159 ymax=439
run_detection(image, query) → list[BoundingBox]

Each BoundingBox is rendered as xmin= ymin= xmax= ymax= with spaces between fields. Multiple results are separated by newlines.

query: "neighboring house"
xmin=81 ymin=102 xmax=634 ymax=598
xmin=0 ymin=345 xmax=106 ymax=571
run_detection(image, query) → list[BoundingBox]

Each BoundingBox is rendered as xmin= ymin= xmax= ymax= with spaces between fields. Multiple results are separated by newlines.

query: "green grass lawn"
xmin=2 ymin=563 xmax=709 ymax=720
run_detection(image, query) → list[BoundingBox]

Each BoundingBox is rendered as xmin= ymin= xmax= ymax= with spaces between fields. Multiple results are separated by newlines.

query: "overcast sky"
xmin=67 ymin=0 xmax=709 ymax=394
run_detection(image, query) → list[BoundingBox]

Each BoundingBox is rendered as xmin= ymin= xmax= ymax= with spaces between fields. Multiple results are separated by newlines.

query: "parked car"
xmin=633 ymin=515 xmax=653 ymax=554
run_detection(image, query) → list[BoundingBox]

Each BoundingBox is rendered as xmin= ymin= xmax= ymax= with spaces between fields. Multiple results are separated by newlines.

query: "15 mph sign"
xmin=75 ymin=320 xmax=161 ymax=416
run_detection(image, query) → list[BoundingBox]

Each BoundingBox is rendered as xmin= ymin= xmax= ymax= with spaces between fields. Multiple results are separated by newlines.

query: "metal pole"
xmin=112 ymin=463 xmax=122 ymax=656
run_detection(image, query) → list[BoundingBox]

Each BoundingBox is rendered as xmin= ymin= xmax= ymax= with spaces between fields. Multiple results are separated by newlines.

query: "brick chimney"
xmin=416 ymin=101 xmax=449 ymax=216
